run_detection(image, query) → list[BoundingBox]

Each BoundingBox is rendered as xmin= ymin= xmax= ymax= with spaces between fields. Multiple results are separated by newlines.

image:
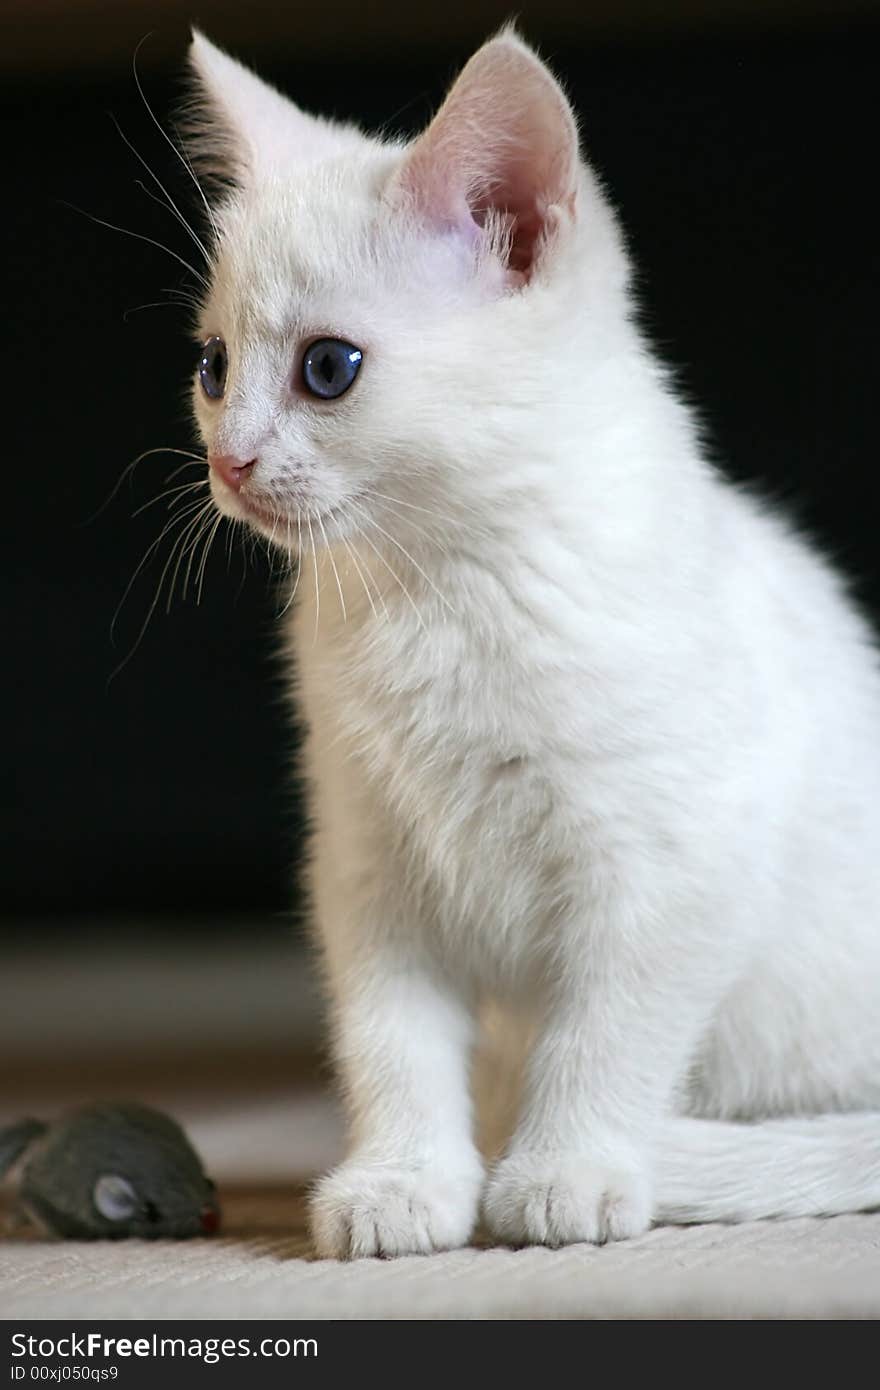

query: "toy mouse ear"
xmin=0 ymin=1118 xmax=45 ymax=1177
xmin=391 ymin=29 xmax=580 ymax=283
xmin=93 ymin=1174 xmax=138 ymax=1222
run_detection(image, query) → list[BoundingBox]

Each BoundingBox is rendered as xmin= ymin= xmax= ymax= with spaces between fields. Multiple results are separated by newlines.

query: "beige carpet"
xmin=3 ymin=939 xmax=879 ymax=1319
xmin=4 ymin=1191 xmax=880 ymax=1319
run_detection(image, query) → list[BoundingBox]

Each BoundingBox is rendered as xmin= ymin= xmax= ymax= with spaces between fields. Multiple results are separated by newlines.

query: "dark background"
xmin=4 ymin=0 xmax=879 ymax=935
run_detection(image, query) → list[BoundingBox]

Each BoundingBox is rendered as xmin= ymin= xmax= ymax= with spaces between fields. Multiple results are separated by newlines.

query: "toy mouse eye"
xmin=198 ymin=336 xmax=228 ymax=400
xmin=301 ymin=338 xmax=362 ymax=400
xmin=93 ymin=1174 xmax=138 ymax=1222
xmin=142 ymin=1200 xmax=161 ymax=1223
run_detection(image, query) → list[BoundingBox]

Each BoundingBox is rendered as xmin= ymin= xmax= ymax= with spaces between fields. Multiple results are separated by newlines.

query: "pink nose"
xmin=208 ymin=454 xmax=256 ymax=492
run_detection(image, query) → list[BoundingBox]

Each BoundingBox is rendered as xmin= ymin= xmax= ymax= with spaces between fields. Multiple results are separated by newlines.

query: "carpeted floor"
xmin=3 ymin=939 xmax=879 ymax=1319
xmin=4 ymin=1186 xmax=880 ymax=1319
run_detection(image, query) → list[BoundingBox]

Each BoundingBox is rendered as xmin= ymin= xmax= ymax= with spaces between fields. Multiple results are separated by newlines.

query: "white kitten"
xmin=187 ymin=28 xmax=880 ymax=1257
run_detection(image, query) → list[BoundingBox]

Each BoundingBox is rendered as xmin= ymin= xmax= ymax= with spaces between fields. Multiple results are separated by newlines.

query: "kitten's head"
xmin=187 ymin=28 xmax=627 ymax=552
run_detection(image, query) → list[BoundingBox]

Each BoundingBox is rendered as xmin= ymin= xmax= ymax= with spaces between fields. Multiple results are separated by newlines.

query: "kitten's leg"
xmin=483 ymin=894 xmax=727 ymax=1247
xmin=310 ymin=913 xmax=482 ymax=1260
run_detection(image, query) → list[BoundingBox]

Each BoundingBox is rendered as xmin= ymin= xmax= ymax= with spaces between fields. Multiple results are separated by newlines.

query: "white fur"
xmin=187 ymin=29 xmax=880 ymax=1257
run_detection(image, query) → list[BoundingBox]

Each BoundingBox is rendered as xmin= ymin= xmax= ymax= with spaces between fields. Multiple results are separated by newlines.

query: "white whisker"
xmin=131 ymin=176 xmax=208 ymax=261
xmin=371 ymin=490 xmax=466 ymax=529
xmin=278 ymin=510 xmax=304 ymax=619
xmin=226 ymin=513 xmax=239 ymax=569
xmin=162 ymin=504 xmax=209 ymax=611
xmin=131 ymin=478 xmax=209 ymax=518
xmin=131 ymin=36 xmax=221 ymax=245
xmin=161 ymin=284 xmax=203 ymax=311
xmin=266 ymin=504 xmax=282 ymax=553
xmin=339 ymin=527 xmax=379 ymax=623
xmin=123 ymin=299 xmax=194 ymax=319
xmin=169 ymin=119 xmax=222 ymax=244
xmin=112 ymin=103 xmax=210 ymax=262
xmin=62 ymin=201 xmax=209 ymax=290
xmin=317 ymin=510 xmax=347 ymax=623
xmin=108 ymin=496 xmax=210 ymax=681
xmin=158 ymin=504 xmax=211 ymax=615
xmin=179 ymin=503 xmax=217 ymax=602
xmin=371 ymin=494 xmax=455 ymax=559
xmin=351 ymin=524 xmax=390 ymax=623
xmin=85 ymin=447 xmax=205 ymax=525
xmin=196 ymin=511 xmax=225 ymax=603
xmin=349 ymin=501 xmax=455 ymax=616
xmin=110 ymin=495 xmax=208 ymax=643
xmin=163 ymin=459 xmax=207 ymax=484
xmin=235 ymin=522 xmax=249 ymax=601
xmin=349 ymin=520 xmax=425 ymax=631
xmin=306 ymin=511 xmax=321 ymax=644
xmin=371 ymin=488 xmax=488 ymax=536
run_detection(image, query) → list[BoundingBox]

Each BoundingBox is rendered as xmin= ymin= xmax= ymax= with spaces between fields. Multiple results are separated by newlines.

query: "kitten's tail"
xmin=656 ymin=1113 xmax=880 ymax=1223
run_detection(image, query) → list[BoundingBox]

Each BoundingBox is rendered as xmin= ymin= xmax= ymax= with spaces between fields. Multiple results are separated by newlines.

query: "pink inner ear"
xmin=469 ymin=170 xmax=559 ymax=278
xmin=395 ymin=35 xmax=579 ymax=282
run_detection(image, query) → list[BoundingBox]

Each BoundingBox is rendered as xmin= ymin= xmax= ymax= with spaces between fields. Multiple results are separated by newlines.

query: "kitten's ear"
xmin=187 ymin=31 xmax=355 ymax=184
xmin=392 ymin=29 xmax=580 ymax=283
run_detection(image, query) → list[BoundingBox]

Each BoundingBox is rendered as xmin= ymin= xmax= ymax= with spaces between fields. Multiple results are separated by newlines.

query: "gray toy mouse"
xmin=0 ymin=1102 xmax=220 ymax=1239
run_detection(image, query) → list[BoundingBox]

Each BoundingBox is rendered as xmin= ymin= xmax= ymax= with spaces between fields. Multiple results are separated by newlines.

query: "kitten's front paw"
xmin=310 ymin=1158 xmax=482 ymax=1260
xmin=483 ymin=1150 xmax=653 ymax=1247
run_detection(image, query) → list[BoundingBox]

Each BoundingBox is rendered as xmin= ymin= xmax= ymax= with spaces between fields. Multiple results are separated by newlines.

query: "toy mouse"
xmin=0 ymin=1102 xmax=220 ymax=1239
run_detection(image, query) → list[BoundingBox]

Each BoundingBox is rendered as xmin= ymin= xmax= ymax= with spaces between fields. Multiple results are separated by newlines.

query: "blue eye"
xmin=301 ymin=338 xmax=363 ymax=400
xmin=198 ymin=336 xmax=227 ymax=400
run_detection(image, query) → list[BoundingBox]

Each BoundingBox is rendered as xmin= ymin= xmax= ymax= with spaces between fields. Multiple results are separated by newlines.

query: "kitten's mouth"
xmin=224 ymin=485 xmax=353 ymax=545
xmin=235 ymin=491 xmax=288 ymax=532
